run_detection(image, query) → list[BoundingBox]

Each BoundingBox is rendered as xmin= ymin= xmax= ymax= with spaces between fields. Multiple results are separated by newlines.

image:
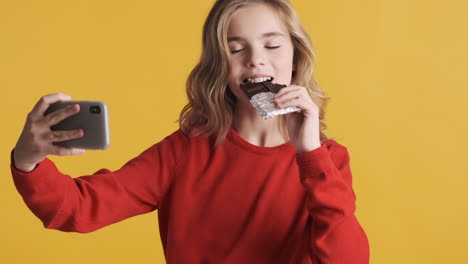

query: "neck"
xmin=232 ymin=102 xmax=289 ymax=147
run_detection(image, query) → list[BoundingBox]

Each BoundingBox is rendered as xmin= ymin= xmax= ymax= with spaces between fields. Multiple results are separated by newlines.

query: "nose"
xmin=245 ymin=47 xmax=265 ymax=68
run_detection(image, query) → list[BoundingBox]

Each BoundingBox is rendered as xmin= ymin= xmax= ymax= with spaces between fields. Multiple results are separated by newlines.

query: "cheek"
xmin=228 ymin=62 xmax=245 ymax=88
xmin=227 ymin=76 xmax=249 ymax=103
xmin=281 ymin=48 xmax=294 ymax=70
xmin=226 ymin=72 xmax=242 ymax=96
xmin=275 ymin=50 xmax=294 ymax=80
xmin=228 ymin=59 xmax=241 ymax=76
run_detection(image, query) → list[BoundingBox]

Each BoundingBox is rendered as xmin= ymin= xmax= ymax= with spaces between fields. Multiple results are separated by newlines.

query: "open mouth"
xmin=242 ymin=76 xmax=274 ymax=84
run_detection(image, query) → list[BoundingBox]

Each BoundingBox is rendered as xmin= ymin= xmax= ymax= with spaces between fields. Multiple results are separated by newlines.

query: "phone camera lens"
xmin=90 ymin=105 xmax=101 ymax=114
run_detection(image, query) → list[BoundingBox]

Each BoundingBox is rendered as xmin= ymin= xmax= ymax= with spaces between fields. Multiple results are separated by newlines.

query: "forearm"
xmin=11 ymin=153 xmax=72 ymax=229
xmin=296 ymin=141 xmax=369 ymax=263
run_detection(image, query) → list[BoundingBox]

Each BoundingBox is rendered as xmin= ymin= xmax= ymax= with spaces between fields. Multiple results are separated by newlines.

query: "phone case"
xmin=44 ymin=101 xmax=110 ymax=150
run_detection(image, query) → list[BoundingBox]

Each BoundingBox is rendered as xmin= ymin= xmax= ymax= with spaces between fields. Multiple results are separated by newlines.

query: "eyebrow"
xmin=227 ymin=32 xmax=285 ymax=42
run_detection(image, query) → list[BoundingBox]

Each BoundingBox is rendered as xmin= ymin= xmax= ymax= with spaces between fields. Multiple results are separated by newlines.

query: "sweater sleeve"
xmin=295 ymin=140 xmax=370 ymax=264
xmin=10 ymin=132 xmax=183 ymax=234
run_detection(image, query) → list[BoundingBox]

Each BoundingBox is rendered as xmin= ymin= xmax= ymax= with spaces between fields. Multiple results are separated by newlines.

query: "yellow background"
xmin=1 ymin=0 xmax=467 ymax=263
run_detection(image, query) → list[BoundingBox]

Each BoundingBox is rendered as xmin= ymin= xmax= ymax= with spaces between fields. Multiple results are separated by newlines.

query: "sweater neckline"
xmin=226 ymin=127 xmax=295 ymax=155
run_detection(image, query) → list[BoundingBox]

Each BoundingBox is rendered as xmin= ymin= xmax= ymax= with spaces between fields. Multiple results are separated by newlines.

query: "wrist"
xmin=14 ymin=162 xmax=38 ymax=173
xmin=296 ymin=143 xmax=322 ymax=154
xmin=12 ymin=149 xmax=37 ymax=173
xmin=13 ymin=157 xmax=38 ymax=172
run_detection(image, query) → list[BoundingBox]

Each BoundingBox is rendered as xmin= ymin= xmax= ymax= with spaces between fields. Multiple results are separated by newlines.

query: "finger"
xmin=49 ymin=146 xmax=86 ymax=156
xmin=42 ymin=104 xmax=80 ymax=127
xmin=275 ymin=85 xmax=311 ymax=100
xmin=274 ymin=91 xmax=300 ymax=105
xmin=273 ymin=85 xmax=301 ymax=98
xmin=279 ymin=97 xmax=318 ymax=116
xmin=277 ymin=97 xmax=302 ymax=109
xmin=274 ymin=90 xmax=308 ymax=106
xmin=43 ymin=129 xmax=84 ymax=143
xmin=29 ymin=93 xmax=72 ymax=121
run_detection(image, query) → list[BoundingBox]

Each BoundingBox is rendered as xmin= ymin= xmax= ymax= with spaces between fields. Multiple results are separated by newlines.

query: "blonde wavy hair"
xmin=178 ymin=0 xmax=331 ymax=147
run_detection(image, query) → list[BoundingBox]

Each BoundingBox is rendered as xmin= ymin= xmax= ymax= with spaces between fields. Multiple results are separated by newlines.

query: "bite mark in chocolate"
xmin=240 ymin=81 xmax=286 ymax=99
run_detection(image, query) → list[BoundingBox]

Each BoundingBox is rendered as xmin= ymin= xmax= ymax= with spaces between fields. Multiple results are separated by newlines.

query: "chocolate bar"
xmin=239 ymin=81 xmax=301 ymax=119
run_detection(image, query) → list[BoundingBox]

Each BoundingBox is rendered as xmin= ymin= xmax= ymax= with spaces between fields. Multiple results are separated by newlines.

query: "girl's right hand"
xmin=13 ymin=93 xmax=86 ymax=173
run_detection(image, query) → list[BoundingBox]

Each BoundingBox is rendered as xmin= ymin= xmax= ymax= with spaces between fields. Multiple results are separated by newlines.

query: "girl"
xmin=11 ymin=0 xmax=369 ymax=263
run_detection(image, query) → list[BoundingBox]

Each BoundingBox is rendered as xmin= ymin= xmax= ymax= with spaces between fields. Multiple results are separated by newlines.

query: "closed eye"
xmin=231 ymin=46 xmax=280 ymax=54
xmin=231 ymin=49 xmax=244 ymax=54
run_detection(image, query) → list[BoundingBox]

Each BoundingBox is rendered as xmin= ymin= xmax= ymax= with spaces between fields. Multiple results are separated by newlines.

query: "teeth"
xmin=246 ymin=77 xmax=273 ymax=83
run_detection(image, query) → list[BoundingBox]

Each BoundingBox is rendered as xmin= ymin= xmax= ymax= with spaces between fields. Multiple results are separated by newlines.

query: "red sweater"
xmin=11 ymin=127 xmax=369 ymax=263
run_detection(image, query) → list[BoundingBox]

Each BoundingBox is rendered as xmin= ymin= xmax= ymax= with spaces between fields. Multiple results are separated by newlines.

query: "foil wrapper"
xmin=250 ymin=91 xmax=301 ymax=119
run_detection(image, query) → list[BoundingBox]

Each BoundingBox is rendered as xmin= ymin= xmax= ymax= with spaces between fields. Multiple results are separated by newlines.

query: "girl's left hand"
xmin=273 ymin=85 xmax=321 ymax=153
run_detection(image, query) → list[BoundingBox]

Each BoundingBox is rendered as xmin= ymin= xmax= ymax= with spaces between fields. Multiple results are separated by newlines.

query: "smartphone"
xmin=44 ymin=101 xmax=110 ymax=150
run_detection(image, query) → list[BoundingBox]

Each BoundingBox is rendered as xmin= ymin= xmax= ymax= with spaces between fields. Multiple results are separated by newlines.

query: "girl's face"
xmin=226 ymin=3 xmax=295 ymax=107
